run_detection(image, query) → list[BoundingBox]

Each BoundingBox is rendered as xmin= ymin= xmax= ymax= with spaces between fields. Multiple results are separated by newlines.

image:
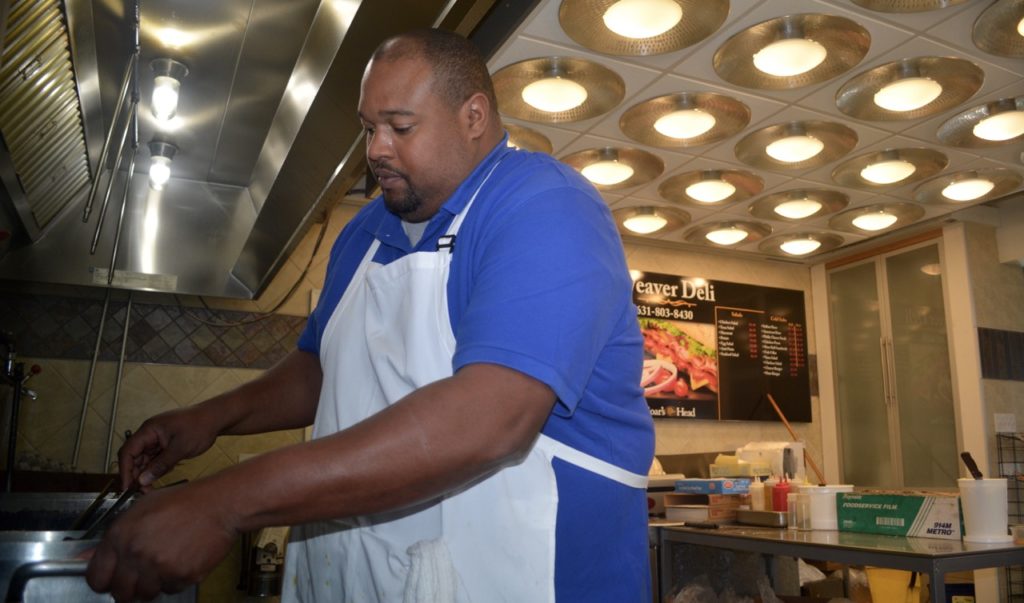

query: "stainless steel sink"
xmin=0 ymin=492 xmax=195 ymax=602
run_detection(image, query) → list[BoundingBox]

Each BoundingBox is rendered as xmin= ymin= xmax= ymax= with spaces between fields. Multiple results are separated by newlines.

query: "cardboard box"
xmin=646 ymin=473 xmax=686 ymax=516
xmin=664 ymin=493 xmax=741 ymax=523
xmin=836 ymin=492 xmax=962 ymax=540
xmin=675 ymin=477 xmax=751 ymax=494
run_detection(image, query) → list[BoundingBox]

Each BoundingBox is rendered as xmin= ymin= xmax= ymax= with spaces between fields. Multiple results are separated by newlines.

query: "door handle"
xmin=879 ymin=337 xmax=891 ymax=407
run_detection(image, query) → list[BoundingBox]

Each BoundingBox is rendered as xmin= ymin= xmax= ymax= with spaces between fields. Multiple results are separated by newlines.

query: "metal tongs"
xmin=67 ymin=478 xmax=141 ymax=541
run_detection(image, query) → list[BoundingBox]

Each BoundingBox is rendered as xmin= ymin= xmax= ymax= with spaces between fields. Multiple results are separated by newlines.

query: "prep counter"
xmin=657 ymin=524 xmax=1024 ymax=602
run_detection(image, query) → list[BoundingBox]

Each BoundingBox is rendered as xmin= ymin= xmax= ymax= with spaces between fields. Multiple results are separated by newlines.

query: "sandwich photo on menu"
xmin=638 ymin=318 xmax=719 ymax=402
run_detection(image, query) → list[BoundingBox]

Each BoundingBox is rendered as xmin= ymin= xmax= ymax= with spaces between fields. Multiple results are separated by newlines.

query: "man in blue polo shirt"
xmin=87 ymin=28 xmax=653 ymax=603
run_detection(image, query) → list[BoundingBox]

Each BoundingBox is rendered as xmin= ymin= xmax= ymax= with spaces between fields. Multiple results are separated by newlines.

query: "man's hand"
xmin=119 ymin=407 xmax=219 ymax=490
xmin=85 ymin=482 xmax=238 ymax=602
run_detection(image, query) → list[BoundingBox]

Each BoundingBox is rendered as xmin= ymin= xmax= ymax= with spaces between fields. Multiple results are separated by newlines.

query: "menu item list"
xmin=633 ymin=270 xmax=811 ymax=422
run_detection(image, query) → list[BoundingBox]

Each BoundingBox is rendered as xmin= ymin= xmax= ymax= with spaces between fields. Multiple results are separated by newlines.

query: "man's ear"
xmin=462 ymin=92 xmax=491 ymax=139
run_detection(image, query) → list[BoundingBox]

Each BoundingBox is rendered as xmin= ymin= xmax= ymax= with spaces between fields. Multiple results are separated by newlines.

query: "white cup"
xmin=958 ymin=477 xmax=1013 ymax=543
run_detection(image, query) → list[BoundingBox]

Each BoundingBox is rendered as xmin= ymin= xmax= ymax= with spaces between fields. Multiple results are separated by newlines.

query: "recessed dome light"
xmin=582 ymin=160 xmax=635 ymax=185
xmin=852 ymin=211 xmax=898 ymax=231
xmin=521 ymin=77 xmax=588 ymax=113
xmin=765 ymin=135 xmax=824 ymax=162
xmin=602 ymin=0 xmax=683 ymax=39
xmin=623 ymin=212 xmax=669 ymax=234
xmin=685 ymin=179 xmax=735 ymax=203
xmin=972 ymin=110 xmax=1024 ymax=142
xmin=654 ymin=109 xmax=717 ymax=139
xmin=753 ymin=38 xmax=828 ymax=77
xmin=860 ymin=159 xmax=917 ymax=184
xmin=873 ymin=77 xmax=942 ymax=112
xmin=942 ymin=178 xmax=995 ymax=201
xmin=774 ymin=199 xmax=823 ymax=219
xmin=706 ymin=227 xmax=749 ymax=245
xmin=780 ymin=238 xmax=822 ymax=255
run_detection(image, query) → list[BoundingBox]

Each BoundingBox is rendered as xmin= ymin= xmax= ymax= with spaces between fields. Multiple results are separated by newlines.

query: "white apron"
xmin=282 ymin=160 xmax=648 ymax=602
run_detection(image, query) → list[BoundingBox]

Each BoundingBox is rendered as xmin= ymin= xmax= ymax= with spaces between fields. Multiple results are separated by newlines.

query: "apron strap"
xmin=536 ymin=434 xmax=649 ymax=489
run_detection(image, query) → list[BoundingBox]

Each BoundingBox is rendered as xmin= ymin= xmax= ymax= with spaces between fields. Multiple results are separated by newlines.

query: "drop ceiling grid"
xmin=486 ymin=0 xmax=1023 ymax=262
xmin=664 ymin=0 xmax=918 ymax=104
xmin=926 ymin=0 xmax=1024 ymax=72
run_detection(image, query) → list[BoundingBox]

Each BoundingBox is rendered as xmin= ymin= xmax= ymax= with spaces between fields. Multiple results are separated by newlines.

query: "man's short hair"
xmin=372 ymin=28 xmax=499 ymax=116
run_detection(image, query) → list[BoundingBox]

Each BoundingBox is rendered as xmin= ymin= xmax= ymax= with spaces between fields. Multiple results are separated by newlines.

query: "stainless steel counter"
xmin=658 ymin=524 xmax=1024 ymax=603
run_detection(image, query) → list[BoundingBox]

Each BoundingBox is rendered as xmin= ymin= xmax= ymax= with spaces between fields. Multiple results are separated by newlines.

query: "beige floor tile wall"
xmin=15 ymin=358 xmax=304 ymax=477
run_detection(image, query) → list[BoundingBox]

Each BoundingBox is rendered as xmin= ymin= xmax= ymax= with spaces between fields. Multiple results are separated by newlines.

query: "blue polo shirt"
xmin=298 ymin=137 xmax=654 ymax=601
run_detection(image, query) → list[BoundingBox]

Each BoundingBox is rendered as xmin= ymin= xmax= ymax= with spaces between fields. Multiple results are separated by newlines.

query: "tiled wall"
xmin=0 ymin=202 xmax=362 ymax=477
xmin=1 ymin=293 xmax=306 ymax=369
xmin=963 ymin=222 xmax=1024 ymax=473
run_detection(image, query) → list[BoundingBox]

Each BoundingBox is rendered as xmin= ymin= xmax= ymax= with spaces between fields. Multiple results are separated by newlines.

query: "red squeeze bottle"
xmin=772 ymin=478 xmax=790 ymax=513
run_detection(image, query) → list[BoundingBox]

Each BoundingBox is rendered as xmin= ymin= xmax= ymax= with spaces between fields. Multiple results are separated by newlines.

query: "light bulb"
xmin=972 ymin=110 xmax=1024 ymax=142
xmin=623 ymin=213 xmax=668 ymax=234
xmin=685 ymin=179 xmax=735 ymax=203
xmin=521 ymin=77 xmax=587 ymax=113
xmin=653 ymin=109 xmax=716 ymax=139
xmin=581 ymin=160 xmax=634 ymax=185
xmin=765 ymin=135 xmax=823 ymax=163
xmin=860 ymin=159 xmax=917 ymax=184
xmin=942 ymin=178 xmax=995 ymax=201
xmin=155 ymin=27 xmax=192 ymax=49
xmin=149 ymin=156 xmax=172 ymax=190
xmin=752 ymin=38 xmax=827 ymax=77
xmin=151 ymin=75 xmax=181 ymax=121
xmin=780 ymin=238 xmax=821 ymax=255
xmin=774 ymin=199 xmax=822 ymax=219
xmin=705 ymin=227 xmax=748 ymax=245
xmin=602 ymin=0 xmax=683 ymax=39
xmin=852 ymin=211 xmax=898 ymax=231
xmin=873 ymin=77 xmax=942 ymax=112
xmin=1018 ymin=16 xmax=1024 ymax=36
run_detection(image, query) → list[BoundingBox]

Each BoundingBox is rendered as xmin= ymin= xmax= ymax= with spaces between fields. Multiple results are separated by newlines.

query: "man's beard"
xmin=382 ymin=184 xmax=423 ymax=218
xmin=375 ymin=164 xmax=422 ymax=219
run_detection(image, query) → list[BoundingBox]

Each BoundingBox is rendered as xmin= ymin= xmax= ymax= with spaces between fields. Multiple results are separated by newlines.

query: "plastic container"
xmin=786 ymin=493 xmax=798 ymax=529
xmin=749 ymin=478 xmax=765 ymax=511
xmin=806 ymin=484 xmax=854 ymax=530
xmin=763 ymin=476 xmax=778 ymax=511
xmin=772 ymin=479 xmax=790 ymax=513
xmin=797 ymin=493 xmax=812 ymax=530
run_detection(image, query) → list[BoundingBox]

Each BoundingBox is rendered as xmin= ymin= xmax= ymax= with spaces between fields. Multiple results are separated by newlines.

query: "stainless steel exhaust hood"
xmin=0 ymin=0 xmax=527 ymax=298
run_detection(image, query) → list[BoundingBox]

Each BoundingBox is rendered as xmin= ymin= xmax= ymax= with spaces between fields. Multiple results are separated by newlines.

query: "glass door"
xmin=884 ymin=244 xmax=958 ymax=487
xmin=828 ymin=242 xmax=958 ymax=488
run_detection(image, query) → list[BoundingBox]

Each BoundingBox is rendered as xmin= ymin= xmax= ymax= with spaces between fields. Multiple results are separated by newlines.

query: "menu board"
xmin=633 ymin=270 xmax=811 ymax=422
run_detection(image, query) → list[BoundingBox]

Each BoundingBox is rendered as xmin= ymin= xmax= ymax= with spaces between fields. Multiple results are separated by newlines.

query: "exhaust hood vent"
xmin=0 ymin=0 xmax=90 ymax=236
xmin=0 ymin=0 xmax=524 ymax=299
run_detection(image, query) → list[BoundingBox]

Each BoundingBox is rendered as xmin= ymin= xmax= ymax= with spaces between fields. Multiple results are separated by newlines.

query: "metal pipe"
xmin=104 ymin=293 xmax=132 ymax=470
xmin=81 ymin=52 xmax=137 ymax=223
xmin=72 ymin=288 xmax=111 ymax=468
xmin=89 ymin=99 xmax=135 ymax=255
xmin=5 ymin=362 xmax=24 ymax=492
xmin=106 ymin=109 xmax=138 ymax=286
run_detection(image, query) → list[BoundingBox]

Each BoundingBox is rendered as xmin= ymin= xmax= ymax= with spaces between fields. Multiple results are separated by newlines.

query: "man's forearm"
xmin=195 ymin=363 xmax=555 ymax=532
xmin=202 ymin=349 xmax=323 ymax=437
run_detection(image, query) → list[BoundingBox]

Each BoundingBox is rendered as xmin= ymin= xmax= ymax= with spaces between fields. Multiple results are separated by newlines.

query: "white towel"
xmin=404 ymin=538 xmax=457 ymax=603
